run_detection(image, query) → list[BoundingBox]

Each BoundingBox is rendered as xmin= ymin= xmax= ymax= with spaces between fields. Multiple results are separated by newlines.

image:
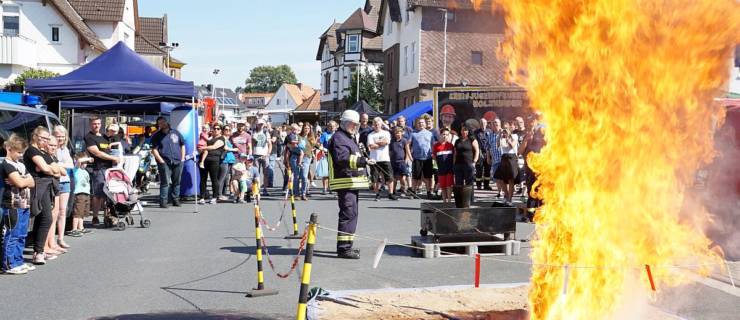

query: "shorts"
xmin=59 ymin=181 xmax=71 ymax=193
xmin=437 ymin=173 xmax=454 ymax=189
xmin=391 ymin=161 xmax=409 ymax=177
xmin=73 ymin=194 xmax=91 ymax=218
xmin=371 ymin=162 xmax=393 ymax=183
xmin=412 ymin=159 xmax=433 ymax=180
xmin=92 ymin=169 xmax=107 ymax=197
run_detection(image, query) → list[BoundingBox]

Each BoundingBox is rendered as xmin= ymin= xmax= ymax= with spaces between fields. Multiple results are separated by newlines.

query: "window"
xmin=403 ymin=45 xmax=408 ymax=75
xmin=403 ymin=97 xmax=408 ymax=108
xmin=446 ymin=11 xmax=456 ymax=22
xmin=124 ymin=32 xmax=130 ymax=42
xmin=51 ymin=26 xmax=60 ymax=42
xmin=276 ymin=98 xmax=281 ymax=105
xmin=347 ymin=34 xmax=360 ymax=53
xmin=405 ymin=10 xmax=409 ymax=25
xmin=385 ymin=51 xmax=394 ymax=80
xmin=0 ymin=111 xmax=48 ymax=157
xmin=2 ymin=5 xmax=20 ymax=36
xmin=410 ymin=42 xmax=416 ymax=73
xmin=324 ymin=72 xmax=331 ymax=94
xmin=472 ymin=51 xmax=483 ymax=65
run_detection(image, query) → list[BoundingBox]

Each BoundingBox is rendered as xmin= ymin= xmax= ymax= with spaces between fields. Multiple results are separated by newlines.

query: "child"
xmin=432 ymin=128 xmax=454 ymax=203
xmin=1 ymin=134 xmax=35 ymax=274
xmin=197 ymin=125 xmax=210 ymax=169
xmin=68 ymin=152 xmax=94 ymax=237
xmin=389 ymin=127 xmax=411 ymax=197
xmin=231 ymin=154 xmax=260 ymax=203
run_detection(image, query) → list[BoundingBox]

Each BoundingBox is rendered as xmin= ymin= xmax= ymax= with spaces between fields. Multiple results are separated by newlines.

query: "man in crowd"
xmin=84 ymin=117 xmax=118 ymax=225
xmin=358 ymin=112 xmax=373 ymax=149
xmin=328 ymin=110 xmax=373 ymax=259
xmin=150 ymin=117 xmax=186 ymax=208
xmin=251 ymin=119 xmax=271 ymax=196
xmin=411 ymin=117 xmax=434 ymax=198
xmin=475 ymin=118 xmax=492 ymax=190
xmin=487 ymin=118 xmax=503 ymax=197
xmin=512 ymin=116 xmax=528 ymax=195
xmin=519 ymin=114 xmax=546 ymax=222
xmin=367 ymin=117 xmax=396 ymax=201
xmin=268 ymin=122 xmax=281 ymax=188
xmin=231 ymin=123 xmax=252 ymax=156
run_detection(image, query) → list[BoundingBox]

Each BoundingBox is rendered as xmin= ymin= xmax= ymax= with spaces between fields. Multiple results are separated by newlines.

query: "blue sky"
xmin=138 ymin=0 xmax=365 ymax=90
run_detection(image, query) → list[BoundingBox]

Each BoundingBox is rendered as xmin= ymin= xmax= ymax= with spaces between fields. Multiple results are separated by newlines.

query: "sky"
xmin=138 ymin=0 xmax=365 ymax=90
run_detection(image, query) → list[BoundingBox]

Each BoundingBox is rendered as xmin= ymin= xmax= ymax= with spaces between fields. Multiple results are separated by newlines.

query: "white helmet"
xmin=340 ymin=110 xmax=360 ymax=124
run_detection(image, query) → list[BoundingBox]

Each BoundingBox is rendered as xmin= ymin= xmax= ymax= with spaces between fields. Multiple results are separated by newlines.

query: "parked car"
xmin=0 ymin=101 xmax=62 ymax=158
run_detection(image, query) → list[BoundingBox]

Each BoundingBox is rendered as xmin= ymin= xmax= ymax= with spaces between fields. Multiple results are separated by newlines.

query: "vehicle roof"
xmin=0 ymin=101 xmax=59 ymax=119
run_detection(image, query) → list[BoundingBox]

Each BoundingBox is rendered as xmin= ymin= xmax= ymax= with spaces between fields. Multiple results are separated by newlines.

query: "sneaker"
xmin=389 ymin=193 xmax=398 ymax=201
xmin=22 ymin=263 xmax=36 ymax=272
xmin=310 ymin=182 xmax=317 ymax=188
xmin=81 ymin=228 xmax=94 ymax=234
xmin=375 ymin=194 xmax=380 ymax=202
xmin=300 ymin=195 xmax=308 ymax=201
xmin=32 ymin=253 xmax=46 ymax=265
xmin=159 ymin=201 xmax=169 ymax=209
xmin=218 ymin=195 xmax=229 ymax=201
xmin=44 ymin=253 xmax=58 ymax=261
xmin=209 ymin=198 xmax=217 ymax=205
xmin=233 ymin=198 xmax=239 ymax=204
xmin=91 ymin=216 xmax=100 ymax=225
xmin=238 ymin=199 xmax=247 ymax=204
xmin=172 ymin=200 xmax=181 ymax=207
xmin=4 ymin=265 xmax=27 ymax=275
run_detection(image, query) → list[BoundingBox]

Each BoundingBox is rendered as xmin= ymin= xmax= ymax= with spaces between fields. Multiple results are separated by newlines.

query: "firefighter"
xmin=328 ymin=110 xmax=374 ymax=259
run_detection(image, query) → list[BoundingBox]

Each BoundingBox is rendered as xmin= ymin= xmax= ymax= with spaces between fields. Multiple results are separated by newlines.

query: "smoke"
xmin=702 ymin=112 xmax=740 ymax=260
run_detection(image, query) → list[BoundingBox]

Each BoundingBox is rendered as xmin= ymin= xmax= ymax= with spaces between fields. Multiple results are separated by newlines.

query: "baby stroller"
xmin=103 ymin=167 xmax=151 ymax=231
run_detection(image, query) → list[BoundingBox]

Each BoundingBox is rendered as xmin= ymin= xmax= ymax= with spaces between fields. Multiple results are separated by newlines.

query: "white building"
xmin=0 ymin=0 xmax=138 ymax=86
xmin=316 ymin=0 xmax=383 ymax=113
xmin=264 ymin=83 xmax=317 ymax=124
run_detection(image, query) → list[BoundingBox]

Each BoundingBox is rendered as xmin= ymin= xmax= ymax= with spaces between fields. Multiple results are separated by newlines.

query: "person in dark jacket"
xmin=328 ymin=110 xmax=373 ymax=259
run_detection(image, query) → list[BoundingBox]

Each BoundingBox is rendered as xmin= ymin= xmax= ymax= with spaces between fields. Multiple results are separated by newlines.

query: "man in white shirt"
xmin=251 ymin=119 xmax=272 ymax=196
xmin=367 ymin=117 xmax=397 ymax=201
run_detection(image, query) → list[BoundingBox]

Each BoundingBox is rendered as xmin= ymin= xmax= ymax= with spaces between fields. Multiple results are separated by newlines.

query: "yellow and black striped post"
xmin=285 ymin=167 xmax=301 ymax=239
xmin=246 ymin=180 xmax=278 ymax=298
xmin=296 ymin=213 xmax=318 ymax=320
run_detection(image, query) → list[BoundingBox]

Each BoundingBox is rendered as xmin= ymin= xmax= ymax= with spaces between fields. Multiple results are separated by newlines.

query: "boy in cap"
xmin=231 ymin=154 xmax=260 ymax=203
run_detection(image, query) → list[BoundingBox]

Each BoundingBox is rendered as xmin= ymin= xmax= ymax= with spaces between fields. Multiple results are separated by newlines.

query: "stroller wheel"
xmin=141 ymin=219 xmax=151 ymax=228
xmin=116 ymin=221 xmax=126 ymax=231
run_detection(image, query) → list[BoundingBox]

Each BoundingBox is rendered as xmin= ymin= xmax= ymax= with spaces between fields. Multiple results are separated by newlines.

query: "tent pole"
xmin=192 ymin=97 xmax=199 ymax=214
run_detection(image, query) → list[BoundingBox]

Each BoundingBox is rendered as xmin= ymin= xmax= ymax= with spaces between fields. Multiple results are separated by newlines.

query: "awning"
xmin=388 ymin=100 xmax=433 ymax=125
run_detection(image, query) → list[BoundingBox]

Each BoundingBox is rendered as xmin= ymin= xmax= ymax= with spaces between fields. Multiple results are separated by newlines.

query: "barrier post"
xmin=285 ymin=167 xmax=301 ymax=239
xmin=246 ymin=181 xmax=279 ymax=298
xmin=296 ymin=213 xmax=317 ymax=320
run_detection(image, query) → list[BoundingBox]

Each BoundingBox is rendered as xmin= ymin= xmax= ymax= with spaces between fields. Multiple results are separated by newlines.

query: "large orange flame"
xmin=469 ymin=0 xmax=740 ymax=318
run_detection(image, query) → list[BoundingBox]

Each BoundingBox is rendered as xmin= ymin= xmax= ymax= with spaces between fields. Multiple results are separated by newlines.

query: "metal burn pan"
xmin=420 ymin=202 xmax=518 ymax=242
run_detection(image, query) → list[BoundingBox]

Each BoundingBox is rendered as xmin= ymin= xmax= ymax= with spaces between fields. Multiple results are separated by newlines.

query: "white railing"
xmin=0 ymin=34 xmax=37 ymax=67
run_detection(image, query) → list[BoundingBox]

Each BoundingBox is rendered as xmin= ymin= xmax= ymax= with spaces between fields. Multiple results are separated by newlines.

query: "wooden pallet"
xmin=411 ymin=236 xmax=521 ymax=259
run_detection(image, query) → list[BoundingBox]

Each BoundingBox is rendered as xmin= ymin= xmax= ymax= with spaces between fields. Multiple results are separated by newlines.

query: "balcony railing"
xmin=0 ymin=34 xmax=37 ymax=67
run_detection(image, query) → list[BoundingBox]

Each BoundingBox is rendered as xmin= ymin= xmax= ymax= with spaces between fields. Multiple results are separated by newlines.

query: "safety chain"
xmin=259 ymin=223 xmax=309 ymax=278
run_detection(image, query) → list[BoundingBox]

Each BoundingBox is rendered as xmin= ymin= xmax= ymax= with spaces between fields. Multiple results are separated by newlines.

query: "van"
xmin=0 ymin=101 xmax=62 ymax=158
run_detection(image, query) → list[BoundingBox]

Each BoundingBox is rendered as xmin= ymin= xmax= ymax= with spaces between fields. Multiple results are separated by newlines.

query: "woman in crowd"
xmin=198 ymin=123 xmax=225 ymax=204
xmin=44 ymin=136 xmax=67 ymax=255
xmin=454 ymin=123 xmax=480 ymax=202
xmin=52 ymin=126 xmax=75 ymax=250
xmin=493 ymin=122 xmax=519 ymax=205
xmin=25 ymin=126 xmax=62 ymax=265
xmin=298 ymin=123 xmax=313 ymax=198
xmin=218 ymin=125 xmax=238 ymax=201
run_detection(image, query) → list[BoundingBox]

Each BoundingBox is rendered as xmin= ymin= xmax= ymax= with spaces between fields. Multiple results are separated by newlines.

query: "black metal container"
xmin=420 ymin=202 xmax=517 ymax=242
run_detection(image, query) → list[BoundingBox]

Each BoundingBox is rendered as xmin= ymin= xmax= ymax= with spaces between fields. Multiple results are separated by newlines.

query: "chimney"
xmin=296 ymin=83 xmax=304 ymax=91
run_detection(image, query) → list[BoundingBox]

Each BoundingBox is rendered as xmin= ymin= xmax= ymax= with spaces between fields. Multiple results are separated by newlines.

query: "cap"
xmin=288 ymin=133 xmax=299 ymax=142
xmin=441 ymin=104 xmax=456 ymax=116
xmin=340 ymin=110 xmax=360 ymax=124
xmin=107 ymin=123 xmax=120 ymax=132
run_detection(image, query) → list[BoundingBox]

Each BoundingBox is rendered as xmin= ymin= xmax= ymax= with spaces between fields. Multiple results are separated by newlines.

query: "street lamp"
xmin=212 ymin=69 xmax=220 ymax=121
xmin=158 ymin=42 xmax=179 ymax=75
xmin=438 ymin=8 xmax=449 ymax=88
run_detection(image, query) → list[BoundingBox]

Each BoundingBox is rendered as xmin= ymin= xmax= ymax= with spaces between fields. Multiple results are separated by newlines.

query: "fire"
xmin=469 ymin=0 xmax=740 ymax=318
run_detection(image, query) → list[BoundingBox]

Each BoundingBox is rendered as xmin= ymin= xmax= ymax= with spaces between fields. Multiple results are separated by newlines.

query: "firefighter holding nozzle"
xmin=328 ymin=110 xmax=374 ymax=259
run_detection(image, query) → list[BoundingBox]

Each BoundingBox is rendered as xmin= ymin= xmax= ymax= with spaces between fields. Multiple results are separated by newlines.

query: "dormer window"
xmin=347 ymin=34 xmax=360 ymax=53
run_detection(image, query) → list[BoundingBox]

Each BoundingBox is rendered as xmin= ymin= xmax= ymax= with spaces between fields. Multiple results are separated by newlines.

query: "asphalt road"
xmin=1 ymin=184 xmax=737 ymax=320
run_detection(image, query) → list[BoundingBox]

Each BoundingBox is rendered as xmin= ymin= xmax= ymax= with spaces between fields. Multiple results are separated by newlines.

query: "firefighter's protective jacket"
xmin=328 ymin=127 xmax=370 ymax=190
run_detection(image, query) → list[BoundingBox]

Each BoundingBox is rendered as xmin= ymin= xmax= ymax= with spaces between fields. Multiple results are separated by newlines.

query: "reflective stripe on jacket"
xmin=328 ymin=128 xmax=369 ymax=190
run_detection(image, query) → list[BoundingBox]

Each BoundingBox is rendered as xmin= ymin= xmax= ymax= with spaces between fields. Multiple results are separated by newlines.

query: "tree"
xmin=242 ymin=65 xmax=298 ymax=93
xmin=4 ymin=68 xmax=59 ymax=91
xmin=345 ymin=65 xmax=384 ymax=112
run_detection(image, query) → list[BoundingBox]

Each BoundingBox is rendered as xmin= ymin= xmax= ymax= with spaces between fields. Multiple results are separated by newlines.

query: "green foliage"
xmin=243 ymin=65 xmax=298 ymax=93
xmin=345 ymin=65 xmax=384 ymax=112
xmin=12 ymin=68 xmax=59 ymax=87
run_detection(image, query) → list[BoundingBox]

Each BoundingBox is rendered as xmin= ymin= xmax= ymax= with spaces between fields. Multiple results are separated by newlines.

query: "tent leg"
xmin=192 ymin=97 xmax=199 ymax=214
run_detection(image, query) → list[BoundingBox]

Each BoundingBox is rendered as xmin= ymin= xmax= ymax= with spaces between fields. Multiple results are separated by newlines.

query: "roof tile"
xmin=68 ymin=0 xmax=125 ymax=22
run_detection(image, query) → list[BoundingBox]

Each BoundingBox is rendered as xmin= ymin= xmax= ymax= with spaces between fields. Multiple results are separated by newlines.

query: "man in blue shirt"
xmin=151 ymin=117 xmax=185 ymax=208
xmin=410 ymin=117 xmax=433 ymax=197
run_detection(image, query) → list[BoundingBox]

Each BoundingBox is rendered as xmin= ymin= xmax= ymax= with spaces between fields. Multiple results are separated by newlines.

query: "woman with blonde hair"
xmin=24 ymin=126 xmax=62 ymax=265
xmin=44 ymin=136 xmax=67 ymax=254
xmin=52 ymin=125 xmax=75 ymax=249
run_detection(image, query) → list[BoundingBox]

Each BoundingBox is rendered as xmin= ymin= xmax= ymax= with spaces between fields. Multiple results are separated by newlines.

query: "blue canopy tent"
xmin=25 ymin=42 xmax=201 ymax=204
xmin=26 ymin=41 xmax=195 ymax=101
xmin=388 ymin=100 xmax=432 ymax=126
